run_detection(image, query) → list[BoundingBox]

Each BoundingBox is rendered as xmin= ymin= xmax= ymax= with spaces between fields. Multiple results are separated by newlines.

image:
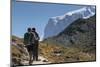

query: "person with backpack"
xmin=31 ymin=28 xmax=40 ymax=61
xmin=24 ymin=28 xmax=35 ymax=64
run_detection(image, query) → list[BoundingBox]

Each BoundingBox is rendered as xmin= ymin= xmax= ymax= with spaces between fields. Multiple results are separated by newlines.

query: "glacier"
xmin=44 ymin=6 xmax=95 ymax=39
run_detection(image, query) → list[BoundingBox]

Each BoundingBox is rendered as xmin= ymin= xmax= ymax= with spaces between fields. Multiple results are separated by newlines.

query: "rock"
xmin=43 ymin=60 xmax=48 ymax=62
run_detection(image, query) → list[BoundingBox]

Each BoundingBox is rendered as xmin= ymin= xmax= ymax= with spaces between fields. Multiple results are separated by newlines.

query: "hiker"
xmin=31 ymin=28 xmax=40 ymax=61
xmin=24 ymin=28 xmax=34 ymax=64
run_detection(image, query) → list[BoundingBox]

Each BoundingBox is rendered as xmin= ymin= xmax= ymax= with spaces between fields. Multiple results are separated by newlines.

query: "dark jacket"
xmin=24 ymin=32 xmax=32 ymax=45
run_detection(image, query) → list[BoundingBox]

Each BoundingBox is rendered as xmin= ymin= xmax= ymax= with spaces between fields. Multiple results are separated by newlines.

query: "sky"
xmin=12 ymin=0 xmax=87 ymax=40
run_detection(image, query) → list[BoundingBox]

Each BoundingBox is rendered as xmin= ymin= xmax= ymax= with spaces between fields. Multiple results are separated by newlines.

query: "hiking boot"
xmin=29 ymin=60 xmax=33 ymax=65
xmin=36 ymin=59 xmax=41 ymax=61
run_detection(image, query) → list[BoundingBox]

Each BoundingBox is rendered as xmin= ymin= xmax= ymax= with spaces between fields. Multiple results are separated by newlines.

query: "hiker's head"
xmin=27 ymin=28 xmax=31 ymax=32
xmin=32 ymin=28 xmax=36 ymax=32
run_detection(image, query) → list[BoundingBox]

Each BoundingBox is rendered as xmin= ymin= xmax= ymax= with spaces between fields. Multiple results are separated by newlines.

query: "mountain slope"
xmin=44 ymin=6 xmax=95 ymax=39
xmin=42 ymin=15 xmax=96 ymax=63
xmin=43 ymin=15 xmax=96 ymax=53
xmin=60 ymin=15 xmax=96 ymax=47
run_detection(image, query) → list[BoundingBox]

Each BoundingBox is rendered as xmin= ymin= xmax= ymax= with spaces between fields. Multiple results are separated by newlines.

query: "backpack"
xmin=24 ymin=32 xmax=32 ymax=45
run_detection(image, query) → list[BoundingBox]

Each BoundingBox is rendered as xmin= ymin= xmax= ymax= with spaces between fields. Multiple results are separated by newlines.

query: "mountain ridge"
xmin=44 ymin=6 xmax=95 ymax=39
xmin=43 ymin=15 xmax=96 ymax=53
xmin=42 ymin=15 xmax=96 ymax=62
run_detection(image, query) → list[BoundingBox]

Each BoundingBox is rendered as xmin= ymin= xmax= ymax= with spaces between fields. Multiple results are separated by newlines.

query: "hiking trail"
xmin=22 ymin=56 xmax=51 ymax=65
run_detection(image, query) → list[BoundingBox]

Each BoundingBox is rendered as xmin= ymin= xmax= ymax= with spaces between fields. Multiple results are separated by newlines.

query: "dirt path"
xmin=22 ymin=56 xmax=51 ymax=65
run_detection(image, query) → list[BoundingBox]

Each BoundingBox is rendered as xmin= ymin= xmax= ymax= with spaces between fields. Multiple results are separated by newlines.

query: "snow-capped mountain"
xmin=44 ymin=6 xmax=95 ymax=39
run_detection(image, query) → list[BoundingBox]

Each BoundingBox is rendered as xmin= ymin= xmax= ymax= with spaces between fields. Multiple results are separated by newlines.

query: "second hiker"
xmin=31 ymin=27 xmax=40 ymax=61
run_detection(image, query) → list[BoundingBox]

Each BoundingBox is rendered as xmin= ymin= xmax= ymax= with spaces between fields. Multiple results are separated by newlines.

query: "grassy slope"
xmin=39 ymin=42 xmax=96 ymax=63
xmin=11 ymin=35 xmax=28 ymax=65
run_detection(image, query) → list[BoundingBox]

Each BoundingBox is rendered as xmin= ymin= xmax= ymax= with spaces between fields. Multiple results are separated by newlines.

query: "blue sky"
xmin=12 ymin=1 xmax=86 ymax=40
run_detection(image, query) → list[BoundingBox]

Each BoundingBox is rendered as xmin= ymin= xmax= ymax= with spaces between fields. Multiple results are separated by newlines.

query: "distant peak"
xmin=51 ymin=6 xmax=95 ymax=20
xmin=44 ymin=6 xmax=95 ymax=39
